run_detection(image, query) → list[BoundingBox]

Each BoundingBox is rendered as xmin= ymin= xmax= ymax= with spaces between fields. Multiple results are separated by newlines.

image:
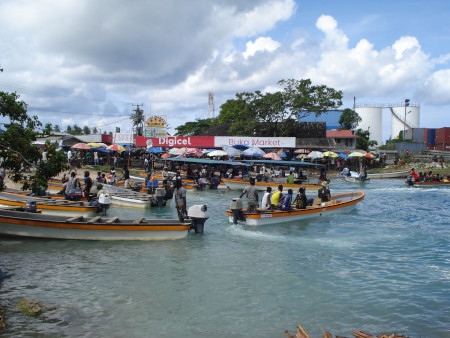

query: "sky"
xmin=0 ymin=0 xmax=449 ymax=144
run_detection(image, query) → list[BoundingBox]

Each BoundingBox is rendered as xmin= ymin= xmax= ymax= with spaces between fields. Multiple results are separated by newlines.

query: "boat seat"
xmin=87 ymin=216 xmax=102 ymax=224
xmin=106 ymin=216 xmax=119 ymax=224
xmin=66 ymin=216 xmax=84 ymax=223
xmin=133 ymin=217 xmax=145 ymax=224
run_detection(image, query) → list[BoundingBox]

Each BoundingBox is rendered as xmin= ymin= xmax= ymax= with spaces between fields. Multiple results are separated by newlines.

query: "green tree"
xmin=73 ymin=124 xmax=83 ymax=135
xmin=217 ymin=79 xmax=343 ymax=136
xmin=175 ymin=118 xmax=217 ymax=136
xmin=338 ymin=108 xmax=361 ymax=130
xmin=356 ymin=128 xmax=378 ymax=151
xmin=54 ymin=125 xmax=61 ymax=133
xmin=92 ymin=127 xmax=98 ymax=134
xmin=42 ymin=123 xmax=53 ymax=135
xmin=0 ymin=91 xmax=68 ymax=192
xmin=83 ymin=125 xmax=91 ymax=135
xmin=66 ymin=125 xmax=73 ymax=134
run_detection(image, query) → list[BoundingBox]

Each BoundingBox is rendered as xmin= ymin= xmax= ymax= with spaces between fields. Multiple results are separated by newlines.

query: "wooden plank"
xmin=86 ymin=216 xmax=102 ymax=224
xmin=66 ymin=216 xmax=83 ymax=223
xmin=133 ymin=217 xmax=145 ymax=224
xmin=106 ymin=216 xmax=119 ymax=224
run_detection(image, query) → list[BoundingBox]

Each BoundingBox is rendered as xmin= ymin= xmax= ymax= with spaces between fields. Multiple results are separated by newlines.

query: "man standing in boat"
xmin=174 ymin=180 xmax=187 ymax=222
xmin=239 ymin=177 xmax=258 ymax=213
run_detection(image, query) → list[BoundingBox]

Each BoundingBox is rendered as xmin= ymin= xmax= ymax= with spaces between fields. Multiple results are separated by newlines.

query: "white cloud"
xmin=243 ymin=37 xmax=281 ymax=59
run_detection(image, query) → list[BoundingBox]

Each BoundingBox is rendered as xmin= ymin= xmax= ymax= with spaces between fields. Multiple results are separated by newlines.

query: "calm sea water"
xmin=1 ymin=178 xmax=449 ymax=337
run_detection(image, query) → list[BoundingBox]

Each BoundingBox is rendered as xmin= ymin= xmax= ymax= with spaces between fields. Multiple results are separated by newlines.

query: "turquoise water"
xmin=1 ymin=178 xmax=449 ymax=337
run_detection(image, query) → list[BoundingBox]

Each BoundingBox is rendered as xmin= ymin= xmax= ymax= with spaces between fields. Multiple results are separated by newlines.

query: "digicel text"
xmin=158 ymin=137 xmax=192 ymax=147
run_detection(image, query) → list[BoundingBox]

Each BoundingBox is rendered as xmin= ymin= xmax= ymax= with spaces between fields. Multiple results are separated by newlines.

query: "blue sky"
xmin=0 ymin=0 xmax=449 ymax=144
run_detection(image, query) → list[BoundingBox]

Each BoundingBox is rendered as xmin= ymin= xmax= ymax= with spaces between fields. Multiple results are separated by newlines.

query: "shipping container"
xmin=395 ymin=142 xmax=427 ymax=154
xmin=411 ymin=128 xmax=425 ymax=143
xmin=435 ymin=127 xmax=450 ymax=144
xmin=425 ymin=128 xmax=436 ymax=145
xmin=434 ymin=143 xmax=450 ymax=152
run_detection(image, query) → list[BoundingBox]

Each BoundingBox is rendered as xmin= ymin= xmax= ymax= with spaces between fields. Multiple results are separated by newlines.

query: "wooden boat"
xmin=100 ymin=185 xmax=167 ymax=208
xmin=366 ymin=170 xmax=410 ymax=179
xmin=226 ymin=191 xmax=365 ymax=226
xmin=0 ymin=205 xmax=209 ymax=240
xmin=405 ymin=179 xmax=450 ymax=187
xmin=344 ymin=176 xmax=370 ymax=183
xmin=0 ymin=192 xmax=97 ymax=216
xmin=222 ymin=178 xmax=322 ymax=192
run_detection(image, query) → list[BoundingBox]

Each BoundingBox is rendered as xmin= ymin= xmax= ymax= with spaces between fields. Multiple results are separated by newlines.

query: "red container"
xmin=434 ymin=142 xmax=450 ymax=151
xmin=435 ymin=127 xmax=450 ymax=144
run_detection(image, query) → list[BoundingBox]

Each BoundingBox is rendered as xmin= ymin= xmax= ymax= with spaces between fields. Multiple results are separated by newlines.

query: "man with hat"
xmin=239 ymin=177 xmax=259 ymax=213
xmin=318 ymin=181 xmax=331 ymax=203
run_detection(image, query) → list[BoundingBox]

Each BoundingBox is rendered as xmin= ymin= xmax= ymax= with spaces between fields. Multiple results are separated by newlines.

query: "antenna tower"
xmin=208 ymin=92 xmax=215 ymax=118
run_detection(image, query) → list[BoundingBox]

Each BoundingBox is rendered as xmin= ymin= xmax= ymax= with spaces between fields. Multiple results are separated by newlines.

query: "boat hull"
xmin=344 ymin=176 xmax=370 ymax=183
xmin=405 ymin=180 xmax=450 ymax=188
xmin=367 ymin=170 xmax=410 ymax=179
xmin=227 ymin=191 xmax=364 ymax=226
xmin=0 ymin=209 xmax=192 ymax=240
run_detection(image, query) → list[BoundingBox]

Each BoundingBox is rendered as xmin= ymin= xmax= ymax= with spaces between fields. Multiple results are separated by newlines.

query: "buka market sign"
xmin=141 ymin=136 xmax=295 ymax=148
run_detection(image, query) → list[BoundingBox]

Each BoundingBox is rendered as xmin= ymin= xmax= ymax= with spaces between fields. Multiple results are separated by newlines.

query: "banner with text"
xmin=214 ymin=137 xmax=296 ymax=148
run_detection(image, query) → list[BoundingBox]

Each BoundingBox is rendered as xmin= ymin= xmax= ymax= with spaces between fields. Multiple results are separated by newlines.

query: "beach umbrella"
xmin=294 ymin=148 xmax=309 ymax=154
xmin=168 ymin=147 xmax=186 ymax=155
xmin=365 ymin=152 xmax=375 ymax=159
xmin=263 ymin=152 xmax=282 ymax=161
xmin=295 ymin=154 xmax=306 ymax=159
xmin=161 ymin=153 xmax=171 ymax=158
xmin=147 ymin=147 xmax=164 ymax=154
xmin=222 ymin=145 xmax=242 ymax=157
xmin=338 ymin=152 xmax=349 ymax=159
xmin=276 ymin=148 xmax=287 ymax=158
xmin=107 ymin=144 xmax=126 ymax=152
xmin=348 ymin=151 xmax=364 ymax=158
xmin=243 ymin=146 xmax=265 ymax=157
xmin=87 ymin=142 xmax=102 ymax=148
xmin=207 ymin=150 xmax=228 ymax=157
xmin=306 ymin=151 xmax=324 ymax=160
xmin=232 ymin=144 xmax=250 ymax=150
xmin=71 ymin=142 xmax=91 ymax=150
xmin=323 ymin=151 xmax=338 ymax=158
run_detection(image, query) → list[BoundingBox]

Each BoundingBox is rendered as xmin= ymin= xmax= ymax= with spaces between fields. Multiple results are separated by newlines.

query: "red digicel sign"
xmin=135 ymin=136 xmax=215 ymax=148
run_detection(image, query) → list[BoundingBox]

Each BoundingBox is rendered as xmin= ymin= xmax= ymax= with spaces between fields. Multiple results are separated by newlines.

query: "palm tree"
xmin=130 ymin=105 xmax=145 ymax=135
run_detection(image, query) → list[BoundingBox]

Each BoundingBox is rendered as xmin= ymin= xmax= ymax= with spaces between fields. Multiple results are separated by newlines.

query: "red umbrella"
xmin=71 ymin=142 xmax=91 ymax=150
xmin=107 ymin=144 xmax=126 ymax=152
xmin=161 ymin=153 xmax=170 ymax=158
xmin=263 ymin=152 xmax=282 ymax=160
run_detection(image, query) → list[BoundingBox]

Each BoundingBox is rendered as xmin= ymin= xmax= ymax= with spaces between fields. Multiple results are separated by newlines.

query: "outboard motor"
xmin=25 ymin=200 xmax=37 ymax=213
xmin=187 ymin=204 xmax=209 ymax=234
xmin=406 ymin=175 xmax=414 ymax=186
xmin=155 ymin=188 xmax=165 ymax=208
xmin=98 ymin=193 xmax=111 ymax=216
xmin=230 ymin=198 xmax=245 ymax=224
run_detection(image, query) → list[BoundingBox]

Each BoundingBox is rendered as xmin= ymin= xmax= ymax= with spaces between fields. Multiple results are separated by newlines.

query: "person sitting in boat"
xmin=294 ymin=186 xmax=313 ymax=208
xmin=410 ymin=168 xmax=419 ymax=182
xmin=96 ymin=171 xmax=103 ymax=183
xmin=261 ymin=186 xmax=272 ymax=211
xmin=318 ymin=181 xmax=331 ymax=203
xmin=281 ymin=189 xmax=293 ymax=211
xmin=239 ymin=177 xmax=259 ymax=213
xmin=270 ymin=185 xmax=283 ymax=210
xmin=88 ymin=184 xmax=104 ymax=207
xmin=162 ymin=179 xmax=173 ymax=200
xmin=341 ymin=167 xmax=351 ymax=177
xmin=64 ymin=171 xmax=81 ymax=200
xmin=287 ymin=171 xmax=294 ymax=184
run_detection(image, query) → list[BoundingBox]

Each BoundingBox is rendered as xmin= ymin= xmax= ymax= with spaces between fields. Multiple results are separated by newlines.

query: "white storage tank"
xmin=391 ymin=105 xmax=420 ymax=140
xmin=355 ymin=106 xmax=383 ymax=146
